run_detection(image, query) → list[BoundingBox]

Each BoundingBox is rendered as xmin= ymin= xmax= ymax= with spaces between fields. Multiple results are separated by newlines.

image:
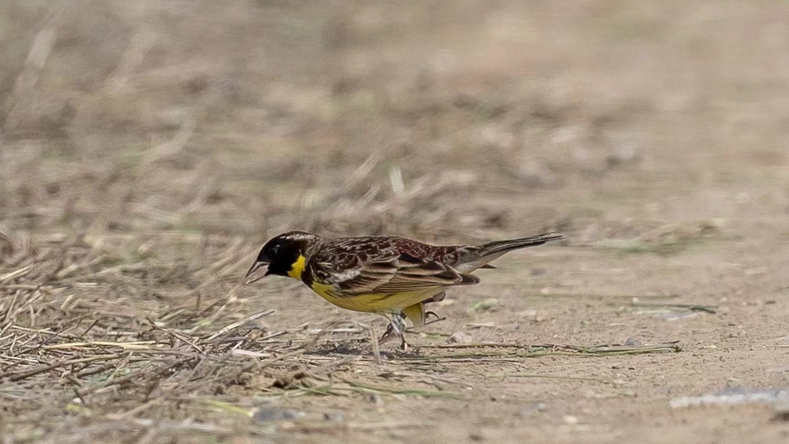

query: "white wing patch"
xmin=317 ymin=264 xmax=362 ymax=283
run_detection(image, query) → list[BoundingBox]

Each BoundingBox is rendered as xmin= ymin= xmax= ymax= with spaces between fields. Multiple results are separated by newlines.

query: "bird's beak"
xmin=244 ymin=261 xmax=269 ymax=285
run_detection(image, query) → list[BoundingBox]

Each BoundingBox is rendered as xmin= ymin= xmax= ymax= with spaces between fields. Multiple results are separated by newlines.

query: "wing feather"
xmin=310 ymin=250 xmax=479 ymax=296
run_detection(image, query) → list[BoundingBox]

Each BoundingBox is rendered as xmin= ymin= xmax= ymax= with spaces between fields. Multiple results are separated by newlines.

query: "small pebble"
xmin=605 ymin=138 xmax=641 ymax=168
xmin=323 ymin=411 xmax=345 ymax=422
xmin=517 ymin=402 xmax=547 ymax=417
xmin=447 ymin=332 xmax=472 ymax=344
xmin=563 ymin=415 xmax=579 ymax=425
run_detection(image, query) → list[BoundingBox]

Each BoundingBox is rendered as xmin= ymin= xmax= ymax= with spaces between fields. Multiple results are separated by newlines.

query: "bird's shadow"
xmin=308 ymin=340 xmax=421 ymax=359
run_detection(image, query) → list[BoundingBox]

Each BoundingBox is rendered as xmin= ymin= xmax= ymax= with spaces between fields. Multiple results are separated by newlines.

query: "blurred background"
xmin=3 ymin=1 xmax=789 ymax=442
xmin=3 ymin=0 xmax=787 ymax=251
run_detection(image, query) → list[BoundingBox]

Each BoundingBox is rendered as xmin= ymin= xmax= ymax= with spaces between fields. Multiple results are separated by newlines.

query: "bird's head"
xmin=245 ymin=231 xmax=319 ymax=283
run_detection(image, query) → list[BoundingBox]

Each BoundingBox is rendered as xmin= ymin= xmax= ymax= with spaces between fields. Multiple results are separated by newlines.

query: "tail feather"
xmin=402 ymin=303 xmax=425 ymax=328
xmin=455 ymin=232 xmax=563 ymax=272
xmin=477 ymin=233 xmax=564 ymax=256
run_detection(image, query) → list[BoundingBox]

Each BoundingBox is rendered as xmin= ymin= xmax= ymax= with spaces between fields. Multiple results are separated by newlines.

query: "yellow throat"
xmin=287 ymin=254 xmax=307 ymax=279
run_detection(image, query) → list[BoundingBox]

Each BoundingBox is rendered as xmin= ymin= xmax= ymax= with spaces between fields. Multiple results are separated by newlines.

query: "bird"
xmin=245 ymin=230 xmax=563 ymax=350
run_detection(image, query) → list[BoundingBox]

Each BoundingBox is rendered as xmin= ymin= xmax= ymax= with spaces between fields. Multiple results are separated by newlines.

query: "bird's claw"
xmin=424 ymin=310 xmax=446 ymax=326
xmin=378 ymin=316 xmax=413 ymax=351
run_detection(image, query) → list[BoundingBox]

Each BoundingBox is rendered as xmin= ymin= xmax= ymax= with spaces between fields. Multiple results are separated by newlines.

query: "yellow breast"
xmin=310 ymin=281 xmax=439 ymax=314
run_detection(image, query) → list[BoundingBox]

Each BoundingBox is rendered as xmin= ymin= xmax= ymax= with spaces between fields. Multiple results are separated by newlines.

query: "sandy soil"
xmin=1 ymin=1 xmax=789 ymax=443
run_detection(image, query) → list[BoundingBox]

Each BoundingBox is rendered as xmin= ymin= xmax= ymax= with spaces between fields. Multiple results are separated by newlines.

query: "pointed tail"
xmin=477 ymin=232 xmax=564 ymax=257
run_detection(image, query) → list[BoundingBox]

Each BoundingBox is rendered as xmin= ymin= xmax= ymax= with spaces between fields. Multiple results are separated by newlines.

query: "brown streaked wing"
xmin=388 ymin=238 xmax=462 ymax=265
xmin=307 ymin=240 xmax=399 ymax=288
xmin=339 ymin=254 xmax=478 ymax=295
xmin=308 ymin=238 xmax=479 ymax=295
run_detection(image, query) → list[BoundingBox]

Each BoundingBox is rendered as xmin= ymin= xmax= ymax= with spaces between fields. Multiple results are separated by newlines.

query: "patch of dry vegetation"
xmin=2 ymin=0 xmax=788 ymax=442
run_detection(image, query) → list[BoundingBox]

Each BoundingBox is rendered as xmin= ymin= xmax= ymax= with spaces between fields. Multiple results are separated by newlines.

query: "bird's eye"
xmin=266 ymin=245 xmax=280 ymax=260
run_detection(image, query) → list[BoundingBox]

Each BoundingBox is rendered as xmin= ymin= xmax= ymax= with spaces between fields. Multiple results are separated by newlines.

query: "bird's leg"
xmin=378 ymin=313 xmax=402 ymax=346
xmin=391 ymin=313 xmax=410 ymax=352
xmin=378 ymin=322 xmax=397 ymax=345
xmin=378 ymin=313 xmax=410 ymax=351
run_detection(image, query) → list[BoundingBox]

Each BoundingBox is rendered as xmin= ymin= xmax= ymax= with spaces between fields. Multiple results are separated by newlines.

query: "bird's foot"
xmin=378 ymin=314 xmax=415 ymax=352
xmin=424 ymin=310 xmax=446 ymax=326
xmin=396 ymin=337 xmax=422 ymax=355
xmin=399 ymin=338 xmax=410 ymax=353
xmin=378 ymin=323 xmax=397 ymax=345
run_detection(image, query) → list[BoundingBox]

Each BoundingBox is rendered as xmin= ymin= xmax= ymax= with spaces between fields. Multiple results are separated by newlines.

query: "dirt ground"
xmin=2 ymin=1 xmax=789 ymax=443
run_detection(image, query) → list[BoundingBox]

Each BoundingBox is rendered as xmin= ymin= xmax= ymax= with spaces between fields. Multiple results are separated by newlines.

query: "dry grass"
xmin=0 ymin=224 xmax=679 ymax=435
xmin=2 ymin=0 xmax=789 ymax=443
xmin=0 ymin=258 xmax=679 ymax=442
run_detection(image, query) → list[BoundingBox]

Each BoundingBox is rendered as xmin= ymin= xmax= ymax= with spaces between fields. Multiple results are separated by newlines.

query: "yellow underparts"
xmin=310 ymin=281 xmax=435 ymax=326
xmin=287 ymin=255 xmax=434 ymax=327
